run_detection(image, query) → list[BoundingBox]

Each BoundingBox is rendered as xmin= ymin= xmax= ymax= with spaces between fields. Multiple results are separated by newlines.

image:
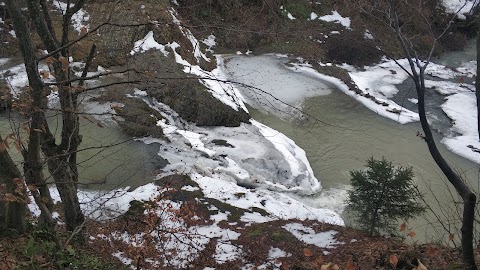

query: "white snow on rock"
xmin=408 ymin=98 xmax=418 ymax=104
xmin=345 ymin=59 xmax=419 ymax=123
xmin=145 ymin=103 xmax=321 ymax=194
xmin=2 ymin=63 xmax=29 ymax=97
xmin=364 ymin=30 xmax=374 ymax=40
xmin=318 ymin=10 xmax=351 ymax=29
xmin=202 ymin=34 xmax=217 ymax=50
xmin=128 ymin=89 xmax=323 ymax=195
xmin=268 ymin=247 xmax=291 ymax=259
xmin=240 ymin=212 xmax=274 ymax=224
xmin=1 ymin=61 xmax=56 ymax=98
xmin=158 ymin=119 xmax=216 ymax=157
xmin=425 ymin=79 xmax=474 ymax=95
xmin=425 ymin=62 xmax=461 ymax=79
xmin=130 ymin=31 xmax=169 ymax=56
xmin=441 ymin=0 xmax=477 ymax=19
xmin=246 ymin=247 xmax=291 ymax=269
xmin=193 ymin=173 xmax=343 ymax=225
xmin=130 ymin=24 xmax=247 ymax=113
xmin=53 ymin=1 xmax=90 ymax=33
xmin=169 ymin=9 xmax=211 ymax=63
xmin=457 ymin=60 xmax=477 ymax=77
xmin=283 ymin=223 xmax=343 ymax=249
xmin=181 ymin=185 xmax=200 ymax=192
xmin=251 ymin=119 xmax=321 ymax=193
xmin=280 ymin=5 xmax=296 ymax=20
xmin=441 ymin=92 xmax=480 ymax=164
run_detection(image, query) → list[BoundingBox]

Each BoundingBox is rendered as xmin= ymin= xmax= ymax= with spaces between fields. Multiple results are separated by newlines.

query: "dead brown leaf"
xmin=304 ymin=247 xmax=313 ymax=257
xmin=346 ymin=261 xmax=356 ymax=270
xmin=389 ymin=254 xmax=399 ymax=269
xmin=426 ymin=246 xmax=438 ymax=257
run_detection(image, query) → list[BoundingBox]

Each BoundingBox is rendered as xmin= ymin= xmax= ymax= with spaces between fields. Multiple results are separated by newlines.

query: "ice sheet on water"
xmin=222 ymin=55 xmax=331 ymax=119
xmin=441 ymin=92 xmax=480 ymax=163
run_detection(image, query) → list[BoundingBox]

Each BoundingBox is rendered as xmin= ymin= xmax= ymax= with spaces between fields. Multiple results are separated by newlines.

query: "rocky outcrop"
xmin=151 ymin=78 xmax=250 ymax=127
xmin=79 ymin=0 xmax=249 ymax=128
xmin=128 ymin=51 xmax=249 ymax=127
xmin=115 ymin=98 xmax=166 ymax=138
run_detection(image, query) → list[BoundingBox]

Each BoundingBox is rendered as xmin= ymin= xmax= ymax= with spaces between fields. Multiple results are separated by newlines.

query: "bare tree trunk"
xmin=0 ymin=134 xmax=26 ymax=233
xmin=32 ymin=0 xmax=85 ymax=232
xmin=476 ymin=28 xmax=480 ymax=141
xmin=6 ymin=0 xmax=97 ymax=233
xmin=46 ymin=156 xmax=84 ymax=232
xmin=5 ymin=0 xmax=55 ymax=227
xmin=414 ymin=71 xmax=478 ymax=270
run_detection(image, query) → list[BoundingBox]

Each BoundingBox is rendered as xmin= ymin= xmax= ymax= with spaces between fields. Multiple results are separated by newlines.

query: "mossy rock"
xmin=152 ymin=78 xmax=250 ymax=127
xmin=323 ymin=30 xmax=383 ymax=66
xmin=114 ymin=98 xmax=165 ymax=138
xmin=85 ymin=0 xmax=172 ymax=67
xmin=126 ymin=50 xmax=249 ymax=127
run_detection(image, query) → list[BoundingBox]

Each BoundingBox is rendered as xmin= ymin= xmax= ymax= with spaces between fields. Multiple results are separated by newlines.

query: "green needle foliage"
xmin=346 ymin=157 xmax=425 ymax=236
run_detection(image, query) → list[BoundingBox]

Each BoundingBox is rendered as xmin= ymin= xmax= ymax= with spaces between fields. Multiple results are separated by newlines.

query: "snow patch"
xmin=318 ymin=10 xmax=351 ymax=29
xmin=441 ymin=0 xmax=477 ymax=19
xmin=53 ymin=1 xmax=90 ymax=33
xmin=130 ymin=31 xmax=169 ymax=56
xmin=441 ymin=92 xmax=480 ymax=163
xmin=283 ymin=223 xmax=343 ymax=249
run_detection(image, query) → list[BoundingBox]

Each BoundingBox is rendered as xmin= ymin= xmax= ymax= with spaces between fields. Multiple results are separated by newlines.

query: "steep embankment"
xmin=176 ymin=0 xmax=473 ymax=65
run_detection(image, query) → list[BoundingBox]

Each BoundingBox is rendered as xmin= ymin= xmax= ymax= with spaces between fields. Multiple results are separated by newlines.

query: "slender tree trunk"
xmin=415 ymin=72 xmax=478 ymax=270
xmin=5 ymin=0 xmax=55 ymax=227
xmin=10 ymin=0 xmax=86 ymax=232
xmin=46 ymin=156 xmax=84 ymax=232
xmin=476 ymin=28 xmax=480 ymax=141
xmin=0 ymin=134 xmax=26 ymax=233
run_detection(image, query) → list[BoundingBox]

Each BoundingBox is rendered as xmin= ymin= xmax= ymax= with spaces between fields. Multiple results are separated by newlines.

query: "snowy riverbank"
xmin=284 ymin=57 xmax=480 ymax=165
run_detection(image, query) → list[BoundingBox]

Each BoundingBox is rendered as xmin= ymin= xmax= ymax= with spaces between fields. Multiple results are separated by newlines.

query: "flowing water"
xmin=0 ymin=112 xmax=163 ymax=191
xmin=0 ymin=58 xmax=163 ymax=191
xmin=224 ymin=54 xmax=480 ymax=244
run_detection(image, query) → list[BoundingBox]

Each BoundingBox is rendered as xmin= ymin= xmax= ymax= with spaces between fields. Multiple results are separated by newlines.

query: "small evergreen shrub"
xmin=346 ymin=157 xmax=425 ymax=236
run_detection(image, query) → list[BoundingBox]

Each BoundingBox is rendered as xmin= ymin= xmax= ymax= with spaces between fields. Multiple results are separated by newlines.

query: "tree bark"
xmin=7 ymin=0 xmax=89 ymax=233
xmin=29 ymin=0 xmax=85 ymax=232
xmin=0 ymin=134 xmax=26 ymax=233
xmin=5 ymin=0 xmax=55 ymax=227
xmin=414 ymin=70 xmax=478 ymax=270
xmin=476 ymin=28 xmax=480 ymax=141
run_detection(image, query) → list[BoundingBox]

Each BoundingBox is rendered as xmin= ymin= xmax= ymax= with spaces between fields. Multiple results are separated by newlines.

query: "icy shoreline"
xmin=287 ymin=58 xmax=480 ymax=165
